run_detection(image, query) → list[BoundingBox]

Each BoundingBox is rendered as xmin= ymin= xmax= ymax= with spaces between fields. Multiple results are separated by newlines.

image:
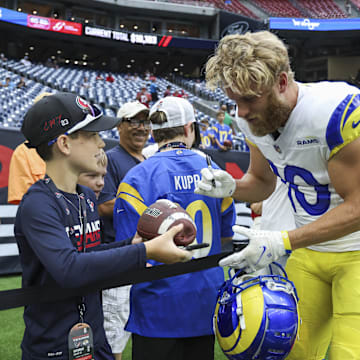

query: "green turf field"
xmin=0 ymin=275 xmax=330 ymax=360
xmin=0 ymin=275 xmax=226 ymax=360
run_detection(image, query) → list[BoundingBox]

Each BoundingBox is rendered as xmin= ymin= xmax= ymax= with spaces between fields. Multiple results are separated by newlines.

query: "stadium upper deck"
xmin=142 ymin=0 xmax=358 ymax=19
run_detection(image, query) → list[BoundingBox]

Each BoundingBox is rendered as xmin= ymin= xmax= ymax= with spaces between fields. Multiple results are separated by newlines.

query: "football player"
xmin=195 ymin=31 xmax=360 ymax=359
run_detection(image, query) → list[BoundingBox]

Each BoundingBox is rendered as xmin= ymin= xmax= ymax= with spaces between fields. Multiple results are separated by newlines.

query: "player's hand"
xmin=219 ymin=225 xmax=292 ymax=272
xmin=144 ymin=224 xmax=192 ymax=264
xmin=194 ymin=168 xmax=236 ymax=198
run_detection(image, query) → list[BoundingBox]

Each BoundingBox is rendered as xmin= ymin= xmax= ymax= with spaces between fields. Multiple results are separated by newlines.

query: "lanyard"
xmin=43 ymin=176 xmax=89 ymax=322
xmin=157 ymin=141 xmax=188 ymax=152
xmin=43 ymin=176 xmax=88 ymax=253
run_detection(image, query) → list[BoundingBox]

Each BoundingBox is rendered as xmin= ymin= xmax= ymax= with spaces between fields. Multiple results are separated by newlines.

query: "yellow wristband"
xmin=281 ymin=231 xmax=292 ymax=253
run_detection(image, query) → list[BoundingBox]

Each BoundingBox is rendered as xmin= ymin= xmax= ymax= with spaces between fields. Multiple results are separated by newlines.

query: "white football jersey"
xmin=238 ymin=81 xmax=360 ymax=252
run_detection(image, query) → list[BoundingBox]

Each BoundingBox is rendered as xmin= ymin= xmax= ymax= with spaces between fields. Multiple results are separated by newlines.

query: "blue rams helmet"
xmin=214 ymin=265 xmax=299 ymax=360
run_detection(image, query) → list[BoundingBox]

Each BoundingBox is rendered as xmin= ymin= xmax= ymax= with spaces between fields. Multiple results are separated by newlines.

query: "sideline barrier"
xmin=0 ymin=251 xmax=235 ymax=311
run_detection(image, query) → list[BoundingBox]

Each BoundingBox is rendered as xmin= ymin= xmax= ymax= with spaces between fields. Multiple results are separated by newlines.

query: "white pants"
xmin=102 ymin=285 xmax=131 ymax=354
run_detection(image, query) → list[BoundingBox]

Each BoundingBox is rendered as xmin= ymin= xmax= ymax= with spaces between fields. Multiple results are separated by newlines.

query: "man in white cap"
xmin=113 ymin=96 xmax=236 ymax=360
xmin=98 ymin=101 xmax=150 ymax=243
xmin=98 ymin=101 xmax=150 ymax=360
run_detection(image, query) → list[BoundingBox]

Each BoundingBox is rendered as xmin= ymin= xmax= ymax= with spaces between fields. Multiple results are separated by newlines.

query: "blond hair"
xmin=206 ymin=31 xmax=294 ymax=96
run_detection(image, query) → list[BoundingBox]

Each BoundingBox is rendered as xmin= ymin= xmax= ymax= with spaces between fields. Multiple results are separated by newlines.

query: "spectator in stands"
xmin=82 ymin=76 xmax=90 ymax=89
xmin=98 ymin=100 xmax=150 ymax=243
xmin=0 ymin=52 xmax=7 ymax=61
xmin=346 ymin=0 xmax=352 ymax=15
xmin=173 ymin=89 xmax=187 ymax=98
xmin=78 ymin=149 xmax=107 ymax=200
xmin=195 ymin=30 xmax=360 ymax=360
xmin=229 ymin=104 xmax=236 ymax=117
xmin=16 ymin=92 xmax=191 ymax=360
xmin=17 ymin=77 xmax=27 ymax=89
xmin=212 ymin=110 xmax=233 ymax=151
xmin=221 ymin=104 xmax=236 ymax=135
xmin=98 ymin=101 xmax=150 ymax=360
xmin=199 ymin=118 xmax=214 ymax=149
xmin=96 ymin=72 xmax=104 ymax=80
xmin=144 ymin=69 xmax=151 ymax=80
xmin=194 ymin=79 xmax=202 ymax=96
xmin=113 ymin=96 xmax=236 ymax=360
xmin=106 ymin=73 xmax=115 ymax=83
xmin=7 ymin=92 xmax=51 ymax=205
xmin=163 ymin=85 xmax=172 ymax=97
xmin=0 ymin=77 xmax=15 ymax=89
xmin=149 ymin=78 xmax=159 ymax=102
xmin=20 ymin=55 xmax=31 ymax=67
xmin=136 ymin=86 xmax=152 ymax=107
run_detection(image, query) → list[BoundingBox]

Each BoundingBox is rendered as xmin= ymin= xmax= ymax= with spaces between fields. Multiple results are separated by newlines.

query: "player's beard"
xmin=248 ymin=91 xmax=292 ymax=137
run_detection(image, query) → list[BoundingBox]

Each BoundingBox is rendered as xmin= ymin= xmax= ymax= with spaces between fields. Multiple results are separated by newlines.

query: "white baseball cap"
xmin=149 ymin=96 xmax=195 ymax=130
xmin=117 ymin=101 xmax=149 ymax=119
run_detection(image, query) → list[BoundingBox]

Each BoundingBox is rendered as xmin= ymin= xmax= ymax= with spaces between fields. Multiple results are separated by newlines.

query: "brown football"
xmin=137 ymin=199 xmax=197 ymax=246
xmin=223 ymin=139 xmax=232 ymax=147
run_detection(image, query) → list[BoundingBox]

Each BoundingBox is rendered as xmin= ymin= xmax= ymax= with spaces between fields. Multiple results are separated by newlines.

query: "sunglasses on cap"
xmin=47 ymin=104 xmax=103 ymax=146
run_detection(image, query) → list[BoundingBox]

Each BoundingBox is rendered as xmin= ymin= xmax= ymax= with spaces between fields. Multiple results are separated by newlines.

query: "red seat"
xmin=297 ymin=0 xmax=346 ymax=18
xmin=252 ymin=0 xmax=304 ymax=17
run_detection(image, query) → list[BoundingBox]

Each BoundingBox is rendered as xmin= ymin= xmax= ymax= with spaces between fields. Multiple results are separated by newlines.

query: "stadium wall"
xmin=328 ymin=56 xmax=360 ymax=80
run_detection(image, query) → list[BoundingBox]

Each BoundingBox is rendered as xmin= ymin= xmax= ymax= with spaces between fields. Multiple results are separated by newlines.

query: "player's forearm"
xmin=232 ymin=173 xmax=276 ymax=203
xmin=289 ymin=200 xmax=360 ymax=250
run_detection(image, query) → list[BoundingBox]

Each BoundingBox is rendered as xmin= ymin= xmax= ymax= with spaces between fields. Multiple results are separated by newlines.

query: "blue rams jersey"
xmin=15 ymin=180 xmax=146 ymax=359
xmin=113 ymin=149 xmax=236 ymax=337
xmin=200 ymin=128 xmax=214 ymax=149
xmin=212 ymin=122 xmax=233 ymax=149
xmin=238 ymin=81 xmax=360 ymax=252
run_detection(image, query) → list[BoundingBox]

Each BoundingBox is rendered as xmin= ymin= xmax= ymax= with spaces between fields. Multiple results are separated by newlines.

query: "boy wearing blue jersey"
xmin=113 ymin=96 xmax=236 ymax=360
xmin=16 ymin=92 xmax=191 ymax=360
xmin=212 ymin=110 xmax=233 ymax=151
xmin=196 ymin=31 xmax=360 ymax=359
xmin=199 ymin=118 xmax=214 ymax=149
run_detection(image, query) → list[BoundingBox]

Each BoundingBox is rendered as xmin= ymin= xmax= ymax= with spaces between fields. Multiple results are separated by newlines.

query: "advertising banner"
xmin=219 ymin=10 xmax=266 ymax=38
xmin=84 ymin=25 xmax=217 ymax=49
xmin=85 ymin=25 xmax=158 ymax=45
xmin=269 ymin=17 xmax=360 ymax=31
xmin=27 ymin=15 xmax=82 ymax=35
xmin=0 ymin=6 xmax=27 ymax=26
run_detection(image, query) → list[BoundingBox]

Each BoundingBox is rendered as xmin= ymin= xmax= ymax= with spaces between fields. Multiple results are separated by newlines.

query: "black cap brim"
xmin=81 ymin=114 xmax=120 ymax=132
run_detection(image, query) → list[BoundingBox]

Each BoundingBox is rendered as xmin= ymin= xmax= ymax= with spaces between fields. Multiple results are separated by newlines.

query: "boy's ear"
xmin=184 ymin=122 xmax=193 ymax=136
xmin=55 ymin=134 xmax=72 ymax=156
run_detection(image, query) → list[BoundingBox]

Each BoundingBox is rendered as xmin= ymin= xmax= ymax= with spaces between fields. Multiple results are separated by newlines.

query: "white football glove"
xmin=194 ymin=168 xmax=236 ymax=198
xmin=219 ymin=225 xmax=292 ymax=272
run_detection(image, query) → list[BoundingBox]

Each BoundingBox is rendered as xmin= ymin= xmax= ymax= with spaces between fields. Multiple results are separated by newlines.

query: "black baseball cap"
xmin=22 ymin=92 xmax=119 ymax=148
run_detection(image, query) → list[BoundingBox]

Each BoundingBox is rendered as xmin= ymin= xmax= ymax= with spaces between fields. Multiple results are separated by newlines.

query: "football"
xmin=137 ymin=199 xmax=197 ymax=246
xmin=223 ymin=139 xmax=232 ymax=148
